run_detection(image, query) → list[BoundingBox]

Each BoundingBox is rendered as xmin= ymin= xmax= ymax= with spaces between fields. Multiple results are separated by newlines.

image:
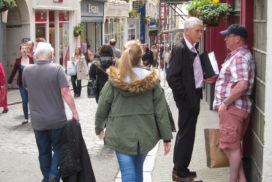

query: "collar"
xmin=227 ymin=45 xmax=248 ymax=59
xmin=36 ymin=60 xmax=50 ymax=64
xmin=184 ymin=36 xmax=196 ymax=51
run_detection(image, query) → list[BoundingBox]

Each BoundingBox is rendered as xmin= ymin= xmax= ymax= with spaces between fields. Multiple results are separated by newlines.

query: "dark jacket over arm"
xmin=60 ymin=119 xmax=96 ymax=182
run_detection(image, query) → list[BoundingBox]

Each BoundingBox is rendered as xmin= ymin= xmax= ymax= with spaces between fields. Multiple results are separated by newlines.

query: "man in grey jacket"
xmin=23 ymin=42 xmax=79 ymax=182
xmin=110 ymin=39 xmax=121 ymax=58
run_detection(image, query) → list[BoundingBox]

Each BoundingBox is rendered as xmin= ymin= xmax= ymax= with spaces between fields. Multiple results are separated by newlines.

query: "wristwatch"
xmin=223 ymin=100 xmax=229 ymax=106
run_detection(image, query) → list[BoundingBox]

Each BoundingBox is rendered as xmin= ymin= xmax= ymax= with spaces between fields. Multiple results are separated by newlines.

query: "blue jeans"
xmin=116 ymin=152 xmax=147 ymax=182
xmin=19 ymin=86 xmax=28 ymax=120
xmin=34 ymin=128 xmax=64 ymax=182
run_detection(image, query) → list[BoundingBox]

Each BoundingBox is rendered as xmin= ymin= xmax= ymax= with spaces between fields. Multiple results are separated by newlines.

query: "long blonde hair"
xmin=118 ymin=40 xmax=143 ymax=81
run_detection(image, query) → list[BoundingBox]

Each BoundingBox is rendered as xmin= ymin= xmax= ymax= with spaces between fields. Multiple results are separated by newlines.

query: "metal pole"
xmin=163 ymin=4 xmax=167 ymax=87
xmin=158 ymin=0 xmax=161 ymax=76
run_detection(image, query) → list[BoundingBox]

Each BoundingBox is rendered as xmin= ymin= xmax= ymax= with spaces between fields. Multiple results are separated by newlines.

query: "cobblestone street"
xmin=0 ymin=84 xmax=118 ymax=182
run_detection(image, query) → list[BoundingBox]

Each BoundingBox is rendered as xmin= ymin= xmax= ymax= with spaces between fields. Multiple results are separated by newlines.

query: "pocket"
xmin=220 ymin=125 xmax=238 ymax=143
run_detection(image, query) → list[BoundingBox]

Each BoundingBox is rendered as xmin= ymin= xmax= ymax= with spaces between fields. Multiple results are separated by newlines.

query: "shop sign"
xmin=33 ymin=0 xmax=76 ymax=10
xmin=88 ymin=4 xmax=99 ymax=14
xmin=81 ymin=1 xmax=104 ymax=17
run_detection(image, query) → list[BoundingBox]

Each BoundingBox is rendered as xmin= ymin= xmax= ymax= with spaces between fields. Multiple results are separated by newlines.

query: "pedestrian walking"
xmin=142 ymin=43 xmax=154 ymax=67
xmin=166 ymin=17 xmax=215 ymax=182
xmin=8 ymin=43 xmax=34 ymax=124
xmin=22 ymin=42 xmax=79 ymax=182
xmin=71 ymin=47 xmax=88 ymax=98
xmin=95 ymin=40 xmax=175 ymax=182
xmin=163 ymin=45 xmax=171 ymax=73
xmin=0 ymin=63 xmax=8 ymax=113
xmin=213 ymin=24 xmax=255 ymax=182
xmin=151 ymin=44 xmax=159 ymax=67
xmin=26 ymin=40 xmax=35 ymax=57
xmin=85 ymin=44 xmax=93 ymax=65
xmin=89 ymin=45 xmax=115 ymax=103
xmin=110 ymin=38 xmax=121 ymax=59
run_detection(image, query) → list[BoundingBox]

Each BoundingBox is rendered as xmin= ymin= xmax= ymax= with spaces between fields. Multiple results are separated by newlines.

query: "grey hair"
xmin=34 ymin=42 xmax=54 ymax=60
xmin=184 ymin=17 xmax=203 ymax=29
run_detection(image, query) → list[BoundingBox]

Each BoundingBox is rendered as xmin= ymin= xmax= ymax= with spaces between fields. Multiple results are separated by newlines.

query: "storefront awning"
xmin=81 ymin=17 xmax=104 ymax=22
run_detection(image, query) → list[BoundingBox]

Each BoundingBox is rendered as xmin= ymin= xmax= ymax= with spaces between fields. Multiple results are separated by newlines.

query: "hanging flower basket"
xmin=187 ymin=0 xmax=232 ymax=26
xmin=73 ymin=24 xmax=84 ymax=37
xmin=0 ymin=0 xmax=17 ymax=12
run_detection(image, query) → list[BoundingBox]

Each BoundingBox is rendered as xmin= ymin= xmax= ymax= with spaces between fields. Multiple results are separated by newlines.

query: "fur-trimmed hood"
xmin=106 ymin=66 xmax=160 ymax=94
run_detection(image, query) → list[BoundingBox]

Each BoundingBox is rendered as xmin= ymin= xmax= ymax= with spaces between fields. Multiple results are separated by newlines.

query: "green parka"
xmin=95 ymin=66 xmax=175 ymax=155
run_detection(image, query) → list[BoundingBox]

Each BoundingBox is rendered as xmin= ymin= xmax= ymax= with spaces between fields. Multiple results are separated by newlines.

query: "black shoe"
xmin=2 ymin=109 xmax=8 ymax=113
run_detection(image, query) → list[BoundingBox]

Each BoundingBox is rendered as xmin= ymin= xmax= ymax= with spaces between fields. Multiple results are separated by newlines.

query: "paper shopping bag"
xmin=204 ymin=128 xmax=229 ymax=168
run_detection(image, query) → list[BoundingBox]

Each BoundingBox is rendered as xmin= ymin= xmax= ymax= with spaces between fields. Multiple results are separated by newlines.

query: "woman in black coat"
xmin=89 ymin=45 xmax=115 ymax=103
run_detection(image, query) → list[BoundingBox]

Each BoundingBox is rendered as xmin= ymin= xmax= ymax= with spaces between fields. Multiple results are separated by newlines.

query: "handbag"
xmin=67 ymin=61 xmax=77 ymax=76
xmin=204 ymin=129 xmax=229 ymax=168
xmin=87 ymin=79 xmax=97 ymax=98
xmin=0 ymin=88 xmax=7 ymax=107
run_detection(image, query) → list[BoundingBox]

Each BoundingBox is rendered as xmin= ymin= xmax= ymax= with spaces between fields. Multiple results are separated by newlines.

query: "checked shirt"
xmin=213 ymin=46 xmax=255 ymax=112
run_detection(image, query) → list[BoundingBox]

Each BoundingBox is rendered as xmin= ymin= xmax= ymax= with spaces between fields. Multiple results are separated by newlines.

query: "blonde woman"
xmin=71 ymin=47 xmax=88 ymax=97
xmin=95 ymin=40 xmax=175 ymax=182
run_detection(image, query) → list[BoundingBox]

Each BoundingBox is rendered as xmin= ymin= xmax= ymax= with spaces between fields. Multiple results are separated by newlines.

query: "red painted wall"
xmin=204 ymin=0 xmax=254 ymax=68
xmin=204 ymin=0 xmax=234 ymax=69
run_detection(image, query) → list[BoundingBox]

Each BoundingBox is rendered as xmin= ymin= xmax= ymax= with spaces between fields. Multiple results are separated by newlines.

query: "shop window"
xmin=36 ymin=23 xmax=46 ymax=40
xmin=81 ymin=22 xmax=102 ymax=56
xmin=35 ymin=11 xmax=47 ymax=22
xmin=35 ymin=10 xmax=70 ymax=66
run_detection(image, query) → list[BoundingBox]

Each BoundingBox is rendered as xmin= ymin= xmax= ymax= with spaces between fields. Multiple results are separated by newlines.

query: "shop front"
xmin=80 ymin=0 xmax=104 ymax=55
xmin=127 ymin=18 xmax=140 ymax=41
xmin=104 ymin=1 xmax=129 ymax=49
xmin=32 ymin=0 xmax=77 ymax=66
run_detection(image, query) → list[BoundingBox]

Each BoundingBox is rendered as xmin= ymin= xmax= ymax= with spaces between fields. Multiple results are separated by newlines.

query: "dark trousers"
xmin=71 ymin=75 xmax=82 ymax=97
xmin=173 ymin=90 xmax=201 ymax=177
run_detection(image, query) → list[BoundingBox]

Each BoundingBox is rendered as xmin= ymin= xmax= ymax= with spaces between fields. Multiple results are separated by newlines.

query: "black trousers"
xmin=71 ymin=75 xmax=82 ymax=96
xmin=173 ymin=90 xmax=201 ymax=177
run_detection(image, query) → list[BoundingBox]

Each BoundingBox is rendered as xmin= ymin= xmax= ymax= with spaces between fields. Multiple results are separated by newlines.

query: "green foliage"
xmin=187 ymin=0 xmax=232 ymax=26
xmin=129 ymin=9 xmax=140 ymax=18
xmin=73 ymin=24 xmax=84 ymax=37
xmin=0 ymin=0 xmax=17 ymax=11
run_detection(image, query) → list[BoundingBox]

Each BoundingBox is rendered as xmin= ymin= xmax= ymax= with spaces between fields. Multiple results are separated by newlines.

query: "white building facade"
xmin=5 ymin=0 xmax=80 ymax=81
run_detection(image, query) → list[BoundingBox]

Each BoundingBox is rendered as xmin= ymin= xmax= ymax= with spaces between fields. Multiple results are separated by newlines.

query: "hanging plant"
xmin=73 ymin=24 xmax=84 ymax=37
xmin=187 ymin=0 xmax=232 ymax=26
xmin=129 ymin=9 xmax=140 ymax=18
xmin=145 ymin=16 xmax=151 ymax=24
xmin=0 ymin=0 xmax=17 ymax=12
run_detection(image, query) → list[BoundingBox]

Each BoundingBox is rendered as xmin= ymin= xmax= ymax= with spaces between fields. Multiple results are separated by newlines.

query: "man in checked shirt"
xmin=213 ymin=24 xmax=255 ymax=182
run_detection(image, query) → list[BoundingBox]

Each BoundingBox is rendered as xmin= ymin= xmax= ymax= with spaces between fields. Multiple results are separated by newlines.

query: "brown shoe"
xmin=172 ymin=170 xmax=197 ymax=181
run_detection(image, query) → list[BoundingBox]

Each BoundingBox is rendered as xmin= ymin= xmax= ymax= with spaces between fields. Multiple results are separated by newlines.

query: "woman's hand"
xmin=98 ymin=130 xmax=105 ymax=140
xmin=163 ymin=142 xmax=171 ymax=155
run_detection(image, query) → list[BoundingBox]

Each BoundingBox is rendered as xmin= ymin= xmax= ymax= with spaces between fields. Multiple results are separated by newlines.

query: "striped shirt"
xmin=213 ymin=46 xmax=255 ymax=112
